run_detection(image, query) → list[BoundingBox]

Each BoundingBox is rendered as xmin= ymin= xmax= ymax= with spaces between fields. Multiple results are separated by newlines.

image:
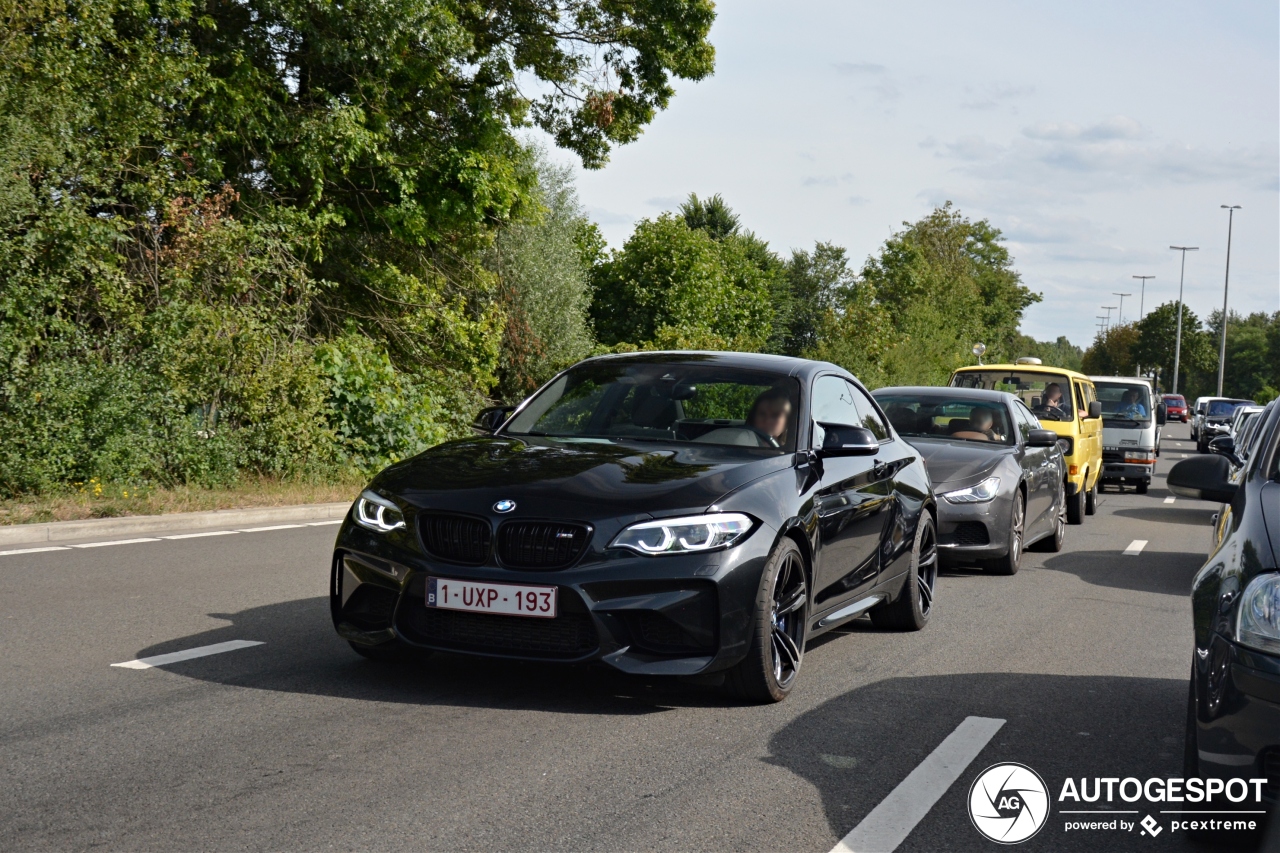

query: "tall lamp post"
xmin=1112 ymin=293 xmax=1132 ymax=325
xmin=1217 ymin=205 xmax=1240 ymax=396
xmin=1101 ymin=306 xmax=1117 ymax=332
xmin=1169 ymin=246 xmax=1199 ymax=395
xmin=1132 ymin=275 xmax=1154 ymax=320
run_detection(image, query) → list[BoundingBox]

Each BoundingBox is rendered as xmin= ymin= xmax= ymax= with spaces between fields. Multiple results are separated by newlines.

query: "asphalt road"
xmin=1 ymin=424 xmax=1271 ymax=851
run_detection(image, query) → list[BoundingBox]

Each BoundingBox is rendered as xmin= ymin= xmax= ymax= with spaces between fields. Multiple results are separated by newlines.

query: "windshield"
xmin=1208 ymin=400 xmax=1254 ymax=417
xmin=951 ymin=370 xmax=1076 ymax=422
xmin=875 ymin=395 xmax=1015 ymax=445
xmin=505 ymin=361 xmax=800 ymax=452
xmin=1095 ymin=382 xmax=1152 ymax=425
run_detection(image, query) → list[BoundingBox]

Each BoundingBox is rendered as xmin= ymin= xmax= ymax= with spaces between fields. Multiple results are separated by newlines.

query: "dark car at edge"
xmin=874 ymin=386 xmax=1067 ymax=575
xmin=330 ymin=352 xmax=937 ymax=702
xmin=1169 ymin=398 xmax=1280 ymax=822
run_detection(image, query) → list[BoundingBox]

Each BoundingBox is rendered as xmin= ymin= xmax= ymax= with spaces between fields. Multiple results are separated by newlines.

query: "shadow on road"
xmin=129 ymin=596 xmax=752 ymax=714
xmin=1112 ymin=506 xmax=1219 ymax=527
xmin=767 ymin=673 xmax=1267 ymax=852
xmin=1037 ymin=549 xmax=1204 ymax=596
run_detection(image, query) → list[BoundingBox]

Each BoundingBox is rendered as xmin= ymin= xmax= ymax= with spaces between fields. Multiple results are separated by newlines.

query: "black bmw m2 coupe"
xmin=331 ymin=352 xmax=936 ymax=702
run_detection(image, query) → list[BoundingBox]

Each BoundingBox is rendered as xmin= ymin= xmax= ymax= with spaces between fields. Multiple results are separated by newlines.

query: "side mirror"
xmin=817 ymin=422 xmax=879 ymax=457
xmin=1155 ymin=402 xmax=1167 ymax=424
xmin=472 ymin=405 xmax=515 ymax=434
xmin=1085 ymin=400 xmax=1103 ymax=419
xmin=1027 ymin=429 xmax=1059 ymax=447
xmin=1208 ymin=435 xmax=1243 ymax=468
xmin=1167 ymin=455 xmax=1238 ymax=504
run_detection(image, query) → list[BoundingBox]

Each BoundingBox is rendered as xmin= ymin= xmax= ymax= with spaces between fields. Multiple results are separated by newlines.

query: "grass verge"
xmin=0 ymin=476 xmax=366 ymax=525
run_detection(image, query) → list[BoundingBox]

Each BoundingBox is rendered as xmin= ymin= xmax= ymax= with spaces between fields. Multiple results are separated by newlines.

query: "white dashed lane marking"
xmin=0 ymin=518 xmax=344 ymax=557
xmin=71 ymin=538 xmax=161 ymax=548
xmin=111 ymin=640 xmax=264 ymax=669
xmin=1124 ymin=540 xmax=1148 ymax=556
xmin=1164 ymin=497 xmax=1176 ymax=504
xmin=0 ymin=545 xmax=73 ymax=557
xmin=830 ymin=716 xmax=1006 ymax=853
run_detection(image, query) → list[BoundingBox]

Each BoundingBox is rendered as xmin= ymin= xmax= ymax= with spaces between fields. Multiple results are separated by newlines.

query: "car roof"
xmin=1090 ymin=376 xmax=1154 ymax=387
xmin=952 ymin=363 xmax=1094 ymax=382
xmin=873 ymin=385 xmax=1015 ymax=405
xmin=578 ymin=350 xmax=846 ymax=382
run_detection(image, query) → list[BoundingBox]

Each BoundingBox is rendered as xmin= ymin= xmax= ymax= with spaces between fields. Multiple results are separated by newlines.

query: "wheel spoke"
xmin=918 ymin=575 xmax=933 ymax=609
xmin=776 ymin=587 xmax=806 ymax=615
xmin=774 ymin=626 xmax=801 ymax=671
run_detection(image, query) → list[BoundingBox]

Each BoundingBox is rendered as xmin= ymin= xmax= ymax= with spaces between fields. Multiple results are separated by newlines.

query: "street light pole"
xmin=1132 ymin=276 xmax=1154 ymax=320
xmin=1168 ymin=246 xmax=1199 ymax=396
xmin=1101 ymin=306 xmax=1117 ymax=333
xmin=1112 ymin=293 xmax=1131 ymax=326
xmin=1217 ymin=206 xmax=1241 ymax=396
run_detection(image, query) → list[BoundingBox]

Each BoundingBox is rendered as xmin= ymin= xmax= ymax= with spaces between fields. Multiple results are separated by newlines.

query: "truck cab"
xmin=1091 ymin=376 xmax=1165 ymax=494
xmin=950 ymin=358 xmax=1103 ymax=524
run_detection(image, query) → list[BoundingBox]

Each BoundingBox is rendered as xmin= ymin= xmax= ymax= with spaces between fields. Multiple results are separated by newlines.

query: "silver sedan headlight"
xmin=354 ymin=490 xmax=406 ymax=533
xmin=610 ymin=513 xmax=753 ymax=555
xmin=1237 ymin=573 xmax=1280 ymax=655
xmin=940 ymin=476 xmax=1000 ymax=504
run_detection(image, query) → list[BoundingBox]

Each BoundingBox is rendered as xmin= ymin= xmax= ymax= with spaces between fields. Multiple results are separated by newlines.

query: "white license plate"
xmin=426 ymin=577 xmax=558 ymax=619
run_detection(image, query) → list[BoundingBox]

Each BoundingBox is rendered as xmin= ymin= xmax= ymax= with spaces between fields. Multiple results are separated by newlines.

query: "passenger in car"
xmin=969 ymin=407 xmax=1002 ymax=441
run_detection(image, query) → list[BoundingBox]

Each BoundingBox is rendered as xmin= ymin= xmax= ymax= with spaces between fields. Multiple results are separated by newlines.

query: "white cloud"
xmin=1023 ymin=115 xmax=1144 ymax=141
xmin=834 ymin=62 xmax=886 ymax=75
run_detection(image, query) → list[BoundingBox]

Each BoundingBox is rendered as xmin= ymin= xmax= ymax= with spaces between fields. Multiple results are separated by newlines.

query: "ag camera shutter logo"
xmin=968 ymin=763 xmax=1050 ymax=844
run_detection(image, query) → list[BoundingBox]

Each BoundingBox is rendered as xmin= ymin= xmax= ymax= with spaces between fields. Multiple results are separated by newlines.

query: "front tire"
xmin=1030 ymin=480 xmax=1066 ymax=553
xmin=1066 ymin=481 xmax=1084 ymax=525
xmin=1135 ymin=480 xmax=1149 ymax=495
xmin=726 ymin=538 xmax=808 ymax=703
xmin=984 ymin=491 xmax=1024 ymax=575
xmin=871 ymin=512 xmax=937 ymax=631
xmin=1084 ymin=478 xmax=1098 ymax=515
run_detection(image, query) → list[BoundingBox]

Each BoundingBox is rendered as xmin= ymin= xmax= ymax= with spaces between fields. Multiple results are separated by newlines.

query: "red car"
xmin=1162 ymin=394 xmax=1188 ymax=422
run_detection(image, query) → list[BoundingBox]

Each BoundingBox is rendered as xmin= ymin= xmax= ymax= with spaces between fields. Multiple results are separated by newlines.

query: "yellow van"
xmin=949 ymin=358 xmax=1103 ymax=524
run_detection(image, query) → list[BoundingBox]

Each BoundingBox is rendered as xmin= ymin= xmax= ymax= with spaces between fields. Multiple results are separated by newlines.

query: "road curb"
xmin=0 ymin=502 xmax=351 ymax=547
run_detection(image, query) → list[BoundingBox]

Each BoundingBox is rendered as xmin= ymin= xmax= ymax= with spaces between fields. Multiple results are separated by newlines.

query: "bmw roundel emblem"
xmin=493 ymin=499 xmax=517 ymax=514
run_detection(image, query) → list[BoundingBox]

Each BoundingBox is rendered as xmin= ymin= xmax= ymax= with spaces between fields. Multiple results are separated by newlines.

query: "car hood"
xmin=904 ymin=437 xmax=1009 ymax=490
xmin=370 ymin=436 xmax=794 ymax=522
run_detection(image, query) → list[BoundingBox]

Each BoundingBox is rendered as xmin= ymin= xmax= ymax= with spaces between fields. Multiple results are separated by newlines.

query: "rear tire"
xmin=1066 ymin=482 xmax=1084 ymax=525
xmin=1084 ymin=479 xmax=1098 ymax=516
xmin=726 ymin=538 xmax=808 ymax=704
xmin=984 ymin=492 xmax=1023 ymax=575
xmin=871 ymin=513 xmax=937 ymax=631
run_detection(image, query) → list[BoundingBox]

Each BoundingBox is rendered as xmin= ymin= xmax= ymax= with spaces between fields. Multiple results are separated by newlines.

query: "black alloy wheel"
xmin=727 ymin=538 xmax=808 ymax=703
xmin=985 ymin=491 xmax=1024 ymax=575
xmin=1030 ymin=479 xmax=1066 ymax=552
xmin=871 ymin=512 xmax=937 ymax=630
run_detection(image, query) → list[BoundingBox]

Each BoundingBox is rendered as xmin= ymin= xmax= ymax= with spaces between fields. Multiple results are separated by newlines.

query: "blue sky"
xmin=540 ymin=0 xmax=1279 ymax=349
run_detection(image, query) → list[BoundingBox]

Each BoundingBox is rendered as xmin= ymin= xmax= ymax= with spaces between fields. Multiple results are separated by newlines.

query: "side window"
xmin=1013 ymin=402 xmax=1036 ymax=442
xmin=848 ymin=382 xmax=891 ymax=441
xmin=1073 ymin=382 xmax=1086 ymax=414
xmin=811 ymin=375 xmax=859 ymax=448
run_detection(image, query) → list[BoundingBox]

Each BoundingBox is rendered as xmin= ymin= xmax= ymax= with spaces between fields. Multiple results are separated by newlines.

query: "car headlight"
xmin=941 ymin=476 xmax=1000 ymax=504
xmin=1124 ymin=451 xmax=1154 ymax=463
xmin=354 ymin=490 xmax=406 ymax=533
xmin=1237 ymin=574 xmax=1280 ymax=655
xmin=610 ymin=513 xmax=754 ymax=555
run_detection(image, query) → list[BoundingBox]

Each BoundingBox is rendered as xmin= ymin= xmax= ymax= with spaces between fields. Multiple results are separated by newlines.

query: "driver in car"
xmin=1041 ymin=383 xmax=1068 ymax=416
xmin=970 ymin=407 xmax=1002 ymax=442
xmin=747 ymin=387 xmax=792 ymax=447
xmin=1119 ymin=389 xmax=1147 ymax=419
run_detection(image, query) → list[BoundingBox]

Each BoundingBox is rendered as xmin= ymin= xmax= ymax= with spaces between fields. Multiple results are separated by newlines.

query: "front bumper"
xmin=1101 ymin=461 xmax=1154 ymax=482
xmin=1195 ymin=639 xmax=1280 ymax=806
xmin=934 ymin=491 xmax=1013 ymax=564
xmin=331 ymin=518 xmax=776 ymax=676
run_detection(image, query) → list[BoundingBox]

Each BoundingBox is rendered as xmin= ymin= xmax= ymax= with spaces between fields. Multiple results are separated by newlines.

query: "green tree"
xmin=680 ymin=193 xmax=741 ymax=240
xmin=489 ymin=150 xmax=597 ymax=399
xmin=779 ymin=243 xmax=856 ymax=357
xmin=1082 ymin=324 xmax=1140 ymax=376
xmin=1131 ymin=302 xmax=1214 ymax=393
xmin=1010 ymin=335 xmax=1084 ymax=372
xmin=589 ymin=214 xmax=773 ymax=351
